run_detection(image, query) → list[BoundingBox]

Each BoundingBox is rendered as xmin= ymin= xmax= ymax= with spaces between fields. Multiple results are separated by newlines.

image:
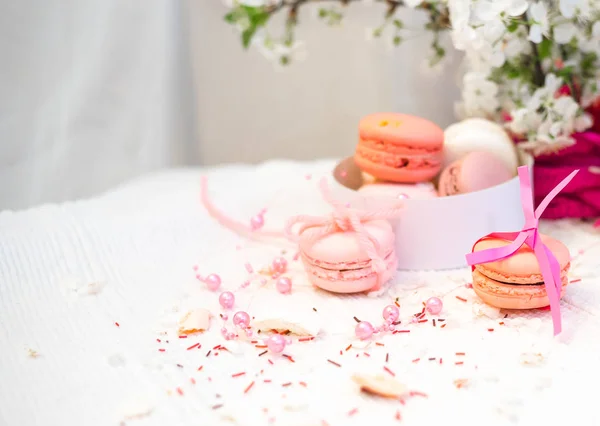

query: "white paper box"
xmin=330 ymin=156 xmax=532 ymax=270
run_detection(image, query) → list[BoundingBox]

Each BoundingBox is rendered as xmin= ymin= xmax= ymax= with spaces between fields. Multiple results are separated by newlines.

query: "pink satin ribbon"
xmin=466 ymin=166 xmax=578 ymax=335
xmin=285 ymin=178 xmax=404 ymax=288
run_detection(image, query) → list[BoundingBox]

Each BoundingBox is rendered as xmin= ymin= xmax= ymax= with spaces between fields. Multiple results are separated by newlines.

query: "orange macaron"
xmin=354 ymin=113 xmax=444 ymax=183
xmin=471 ymin=235 xmax=571 ymax=310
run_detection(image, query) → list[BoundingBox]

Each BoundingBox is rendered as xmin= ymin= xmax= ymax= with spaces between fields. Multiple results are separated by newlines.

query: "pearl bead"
xmin=355 ymin=321 xmax=374 ymax=340
xmin=221 ymin=313 xmax=228 ymax=320
xmin=220 ymin=327 xmax=227 ymax=335
xmin=382 ymin=305 xmax=399 ymax=323
xmin=246 ymin=329 xmax=254 ymax=338
xmin=426 ymin=297 xmax=443 ymax=315
xmin=276 ymin=277 xmax=292 ymax=294
xmin=250 ymin=214 xmax=264 ymax=231
xmin=226 ymin=332 xmax=236 ymax=340
xmin=266 ymin=334 xmax=287 ymax=353
xmin=218 ymin=291 xmax=235 ymax=309
xmin=397 ymin=193 xmax=409 ymax=200
xmin=272 ymin=257 xmax=288 ymax=274
xmin=205 ymin=274 xmax=222 ymax=291
xmin=233 ymin=311 xmax=250 ymax=327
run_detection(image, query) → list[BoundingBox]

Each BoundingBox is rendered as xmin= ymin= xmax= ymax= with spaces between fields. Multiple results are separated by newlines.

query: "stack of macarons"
xmin=354 ymin=113 xmax=519 ymax=199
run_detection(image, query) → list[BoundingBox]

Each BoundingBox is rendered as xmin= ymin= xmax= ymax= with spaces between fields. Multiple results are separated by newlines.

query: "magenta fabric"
xmin=534 ymin=132 xmax=600 ymax=219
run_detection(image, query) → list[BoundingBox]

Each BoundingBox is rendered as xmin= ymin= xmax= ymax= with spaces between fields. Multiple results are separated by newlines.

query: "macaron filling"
xmin=473 ymin=270 xmax=568 ymax=297
xmin=356 ymin=146 xmax=441 ymax=170
xmin=302 ymin=249 xmax=395 ymax=281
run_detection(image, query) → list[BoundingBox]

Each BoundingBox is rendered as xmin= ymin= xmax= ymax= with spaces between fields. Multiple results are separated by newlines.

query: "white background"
xmin=0 ymin=1 xmax=460 ymax=210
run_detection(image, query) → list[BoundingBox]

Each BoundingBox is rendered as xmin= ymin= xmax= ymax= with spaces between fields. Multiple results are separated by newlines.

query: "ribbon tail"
xmin=466 ymin=232 xmax=528 ymax=266
xmin=534 ymin=169 xmax=579 ymax=218
xmin=533 ymin=242 xmax=563 ymax=335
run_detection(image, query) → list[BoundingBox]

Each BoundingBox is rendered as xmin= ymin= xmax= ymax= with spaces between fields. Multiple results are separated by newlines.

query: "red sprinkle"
xmin=176 ymin=387 xmax=184 ymax=396
xmin=158 ymin=348 xmax=166 ymax=352
xmin=213 ymin=345 xmax=221 ymax=350
xmin=115 ymin=322 xmax=120 ymax=327
xmin=282 ymin=354 xmax=295 ymax=363
xmin=187 ymin=343 xmax=200 ymax=350
xmin=488 ymin=328 xmax=495 ymax=332
xmin=232 ymin=372 xmax=246 ymax=378
xmin=206 ymin=350 xmax=212 ymax=357
xmin=439 ymin=358 xmax=443 ymax=365
xmin=268 ymin=359 xmax=274 ymax=365
xmin=441 ymin=324 xmax=447 ymax=328
xmin=394 ymin=330 xmax=410 ymax=333
xmin=499 ymin=321 xmax=505 ymax=325
xmin=363 ymin=352 xmax=371 ymax=357
xmin=339 ymin=350 xmax=343 ymax=355
xmin=244 ymin=381 xmax=255 ymax=394
xmin=298 ymin=337 xmax=314 ymax=342
xmin=327 ymin=359 xmax=341 ymax=367
xmin=409 ymin=391 xmax=428 ymax=398
xmin=197 ymin=365 xmax=203 ymax=371
xmin=376 ymin=342 xmax=385 ymax=347
xmin=156 ymin=338 xmax=161 ymax=343
xmin=348 ymin=408 xmax=358 ymax=417
xmin=282 ymin=382 xmax=292 ymax=387
xmin=456 ymin=296 xmax=467 ymax=302
xmin=255 ymin=345 xmax=268 ymax=349
xmin=345 ymin=344 xmax=352 ymax=351
xmin=395 ymin=410 xmax=402 ymax=421
xmin=383 ymin=366 xmax=395 ymax=377
xmin=190 ymin=378 xmax=196 ymax=384
xmin=258 ymin=350 xmax=268 ymax=357
xmin=412 ymin=358 xmax=420 ymax=363
xmin=179 ymin=335 xmax=188 ymax=339
xmin=418 ymin=319 xmax=428 ymax=323
xmin=264 ymin=379 xmax=272 ymax=383
xmin=570 ymin=278 xmax=581 ymax=284
xmin=456 ymin=352 xmax=466 ymax=356
xmin=455 ymin=361 xmax=464 ymax=365
xmin=212 ymin=404 xmax=223 ymax=410
xmin=394 ymin=301 xmax=400 ymax=307
xmin=299 ymin=381 xmax=307 ymax=387
xmin=386 ymin=353 xmax=389 ymax=363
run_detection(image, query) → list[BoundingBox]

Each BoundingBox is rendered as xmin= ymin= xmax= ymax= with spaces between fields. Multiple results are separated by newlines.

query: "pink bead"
xmin=271 ymin=272 xmax=281 ymax=280
xmin=250 ymin=214 xmax=264 ymax=231
xmin=227 ymin=332 xmax=236 ymax=340
xmin=221 ymin=313 xmax=229 ymax=320
xmin=205 ymin=274 xmax=221 ymax=291
xmin=397 ymin=193 xmax=409 ymax=200
xmin=382 ymin=305 xmax=399 ymax=323
xmin=276 ymin=277 xmax=292 ymax=294
xmin=219 ymin=291 xmax=235 ymax=309
xmin=246 ymin=329 xmax=254 ymax=338
xmin=355 ymin=321 xmax=374 ymax=340
xmin=266 ymin=334 xmax=287 ymax=353
xmin=426 ymin=297 xmax=443 ymax=315
xmin=272 ymin=257 xmax=287 ymax=274
xmin=411 ymin=317 xmax=418 ymax=324
xmin=193 ymin=265 xmax=198 ymax=271
xmin=233 ymin=311 xmax=250 ymax=328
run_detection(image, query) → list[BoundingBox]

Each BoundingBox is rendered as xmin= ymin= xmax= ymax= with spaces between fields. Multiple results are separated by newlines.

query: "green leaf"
xmin=506 ymin=20 xmax=519 ymax=33
xmin=393 ymin=35 xmax=402 ymax=46
xmin=393 ymin=19 xmax=403 ymax=29
xmin=538 ymin=38 xmax=552 ymax=59
xmin=556 ymin=65 xmax=574 ymax=78
xmin=373 ymin=28 xmax=382 ymax=38
xmin=241 ymin=27 xmax=256 ymax=49
xmin=224 ymin=11 xmax=237 ymax=23
xmin=280 ymin=55 xmax=290 ymax=66
xmin=318 ymin=8 xmax=327 ymax=18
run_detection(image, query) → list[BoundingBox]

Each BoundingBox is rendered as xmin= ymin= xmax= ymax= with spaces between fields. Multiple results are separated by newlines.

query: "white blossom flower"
xmin=528 ymin=2 xmax=549 ymax=43
xmin=460 ymin=72 xmax=500 ymax=117
xmin=404 ymin=0 xmax=423 ymax=8
xmin=574 ymin=113 xmax=594 ymax=132
xmin=559 ymin=0 xmax=584 ymax=18
xmin=553 ymin=22 xmax=577 ymax=43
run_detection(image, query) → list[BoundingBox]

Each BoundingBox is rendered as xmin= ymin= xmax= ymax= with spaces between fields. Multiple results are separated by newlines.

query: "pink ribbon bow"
xmin=285 ymin=178 xmax=404 ymax=286
xmin=466 ymin=166 xmax=578 ymax=336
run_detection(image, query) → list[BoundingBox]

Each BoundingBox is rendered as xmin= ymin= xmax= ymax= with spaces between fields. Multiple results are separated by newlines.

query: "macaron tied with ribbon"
xmin=471 ymin=235 xmax=570 ymax=310
xmin=285 ymin=179 xmax=403 ymax=294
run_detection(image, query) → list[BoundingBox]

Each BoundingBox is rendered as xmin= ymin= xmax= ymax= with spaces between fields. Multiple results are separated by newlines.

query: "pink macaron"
xmin=298 ymin=220 xmax=397 ymax=293
xmin=471 ymin=234 xmax=570 ymax=310
xmin=358 ymin=182 xmax=438 ymax=200
xmin=355 ymin=113 xmax=444 ymax=183
xmin=438 ymin=151 xmax=513 ymax=196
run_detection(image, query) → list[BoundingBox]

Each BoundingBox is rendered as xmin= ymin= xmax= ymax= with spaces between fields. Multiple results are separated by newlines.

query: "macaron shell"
xmin=443 ymin=118 xmax=519 ymax=173
xmin=438 ymin=151 xmax=513 ymax=196
xmin=472 ymin=234 xmax=571 ymax=283
xmin=303 ymin=252 xmax=397 ymax=293
xmin=472 ymin=269 xmax=568 ymax=310
xmin=359 ymin=113 xmax=444 ymax=150
xmin=358 ymin=182 xmax=438 ymax=200
xmin=299 ymin=219 xmax=394 ymax=265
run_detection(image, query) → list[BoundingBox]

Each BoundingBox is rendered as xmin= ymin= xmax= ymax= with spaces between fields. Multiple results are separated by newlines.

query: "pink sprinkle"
xmin=305 ymin=174 xmax=312 ymax=180
xmin=383 ymin=366 xmax=395 ymax=377
xmin=348 ymin=408 xmax=358 ymax=417
xmin=245 ymin=263 xmax=254 ymax=273
xmin=158 ymin=348 xmax=166 ymax=352
xmin=293 ymin=251 xmax=300 ymax=261
xmin=193 ymin=265 xmax=199 ymax=271
xmin=178 ymin=335 xmax=188 ymax=339
xmin=570 ymin=278 xmax=582 ymax=284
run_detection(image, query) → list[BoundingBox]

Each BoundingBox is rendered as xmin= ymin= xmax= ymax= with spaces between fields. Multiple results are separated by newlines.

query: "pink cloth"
xmin=534 ymin=132 xmax=600 ymax=220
